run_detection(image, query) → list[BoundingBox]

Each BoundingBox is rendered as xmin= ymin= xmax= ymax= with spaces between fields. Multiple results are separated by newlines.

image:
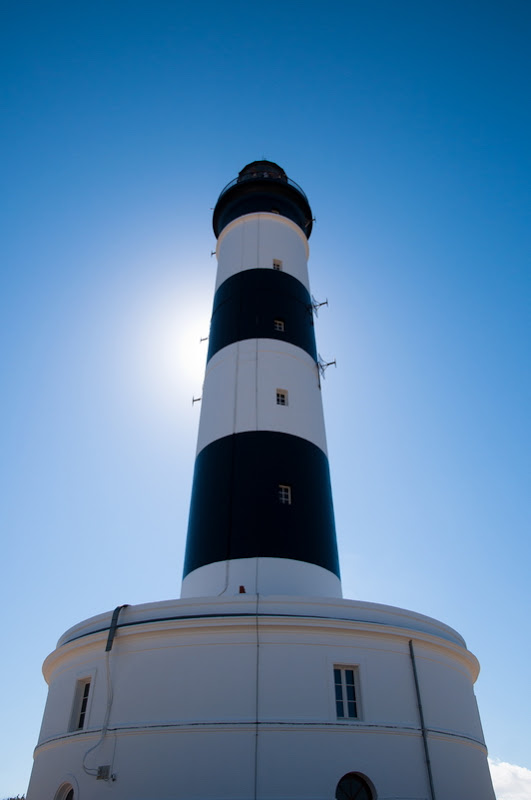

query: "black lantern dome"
xmin=213 ymin=160 xmax=313 ymax=239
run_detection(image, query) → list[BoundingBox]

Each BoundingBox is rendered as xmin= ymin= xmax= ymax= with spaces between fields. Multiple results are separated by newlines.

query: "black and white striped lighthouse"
xmin=27 ymin=160 xmax=496 ymax=800
xmin=182 ymin=161 xmax=341 ymax=598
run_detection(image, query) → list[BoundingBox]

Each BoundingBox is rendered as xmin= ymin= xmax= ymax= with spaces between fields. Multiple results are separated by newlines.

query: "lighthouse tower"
xmin=27 ymin=162 xmax=495 ymax=800
xmin=183 ymin=160 xmax=340 ymax=600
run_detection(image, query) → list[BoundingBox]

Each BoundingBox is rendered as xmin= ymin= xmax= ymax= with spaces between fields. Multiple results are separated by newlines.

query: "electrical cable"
xmin=81 ymin=605 xmax=128 ymax=779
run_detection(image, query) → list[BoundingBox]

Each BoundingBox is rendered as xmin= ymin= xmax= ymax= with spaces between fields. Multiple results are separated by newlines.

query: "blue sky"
xmin=2 ymin=2 xmax=530 ymax=797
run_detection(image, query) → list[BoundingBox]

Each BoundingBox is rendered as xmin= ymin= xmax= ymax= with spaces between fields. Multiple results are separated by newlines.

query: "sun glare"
xmin=114 ymin=275 xmax=212 ymax=426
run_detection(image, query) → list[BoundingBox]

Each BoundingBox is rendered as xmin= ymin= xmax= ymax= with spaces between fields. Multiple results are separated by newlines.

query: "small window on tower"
xmin=276 ymin=389 xmax=288 ymax=406
xmin=273 ymin=259 xmax=283 ymax=270
xmin=273 ymin=319 xmax=285 ymax=332
xmin=278 ymin=484 xmax=292 ymax=505
xmin=334 ymin=666 xmax=359 ymax=720
xmin=69 ymin=678 xmax=91 ymax=731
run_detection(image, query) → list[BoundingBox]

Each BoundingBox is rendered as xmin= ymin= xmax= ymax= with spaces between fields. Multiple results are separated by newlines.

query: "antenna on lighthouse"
xmin=311 ymin=296 xmax=329 ymax=316
xmin=318 ymin=354 xmax=337 ymax=379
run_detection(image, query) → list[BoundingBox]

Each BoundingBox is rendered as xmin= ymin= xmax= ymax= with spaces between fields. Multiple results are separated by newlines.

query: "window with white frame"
xmin=273 ymin=258 xmax=283 ymax=270
xmin=273 ymin=318 xmax=285 ymax=332
xmin=278 ymin=484 xmax=292 ymax=505
xmin=334 ymin=666 xmax=359 ymax=719
xmin=276 ymin=389 xmax=288 ymax=406
xmin=69 ymin=678 xmax=91 ymax=731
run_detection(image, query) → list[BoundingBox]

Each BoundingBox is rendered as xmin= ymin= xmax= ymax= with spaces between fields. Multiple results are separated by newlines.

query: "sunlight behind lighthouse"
xmin=113 ymin=272 xmax=211 ymax=428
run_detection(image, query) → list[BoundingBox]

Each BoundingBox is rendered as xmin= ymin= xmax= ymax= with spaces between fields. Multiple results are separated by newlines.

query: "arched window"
xmin=54 ymin=783 xmax=74 ymax=800
xmin=335 ymin=772 xmax=374 ymax=800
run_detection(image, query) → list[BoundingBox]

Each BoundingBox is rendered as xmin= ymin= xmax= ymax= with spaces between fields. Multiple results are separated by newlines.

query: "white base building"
xmin=28 ymin=594 xmax=494 ymax=800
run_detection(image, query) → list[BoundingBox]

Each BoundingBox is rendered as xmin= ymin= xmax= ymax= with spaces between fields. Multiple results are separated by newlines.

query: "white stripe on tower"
xmin=181 ymin=162 xmax=341 ymax=599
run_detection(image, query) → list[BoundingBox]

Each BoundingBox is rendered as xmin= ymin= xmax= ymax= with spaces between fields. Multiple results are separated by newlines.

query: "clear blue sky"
xmin=2 ymin=2 xmax=530 ymax=796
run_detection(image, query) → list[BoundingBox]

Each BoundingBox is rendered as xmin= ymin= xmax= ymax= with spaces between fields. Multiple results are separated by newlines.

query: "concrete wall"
xmin=27 ymin=596 xmax=495 ymax=800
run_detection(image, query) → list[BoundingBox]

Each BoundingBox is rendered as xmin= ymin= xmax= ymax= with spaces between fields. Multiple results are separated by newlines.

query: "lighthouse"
xmin=183 ymin=160 xmax=340 ymax=599
xmin=27 ymin=162 xmax=496 ymax=800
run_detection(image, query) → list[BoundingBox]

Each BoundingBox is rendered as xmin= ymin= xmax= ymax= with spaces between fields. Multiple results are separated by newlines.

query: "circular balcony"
xmin=213 ymin=161 xmax=313 ymax=239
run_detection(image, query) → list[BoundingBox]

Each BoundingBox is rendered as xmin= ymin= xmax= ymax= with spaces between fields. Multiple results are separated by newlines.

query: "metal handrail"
xmin=217 ymin=173 xmax=308 ymax=202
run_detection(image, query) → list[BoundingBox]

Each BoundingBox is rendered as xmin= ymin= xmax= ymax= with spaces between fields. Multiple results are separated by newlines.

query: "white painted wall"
xmin=27 ymin=597 xmax=495 ymax=800
xmin=196 ymin=340 xmax=327 ymax=456
xmin=181 ymin=556 xmax=342 ymax=598
xmin=215 ymin=213 xmax=311 ymax=292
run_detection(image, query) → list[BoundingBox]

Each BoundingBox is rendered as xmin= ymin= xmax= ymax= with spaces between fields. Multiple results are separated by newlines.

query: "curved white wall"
xmin=27 ymin=597 xmax=495 ymax=800
xmin=215 ymin=213 xmax=311 ymax=292
xmin=181 ymin=557 xmax=342 ymax=598
xmin=196 ymin=340 xmax=327 ymax=456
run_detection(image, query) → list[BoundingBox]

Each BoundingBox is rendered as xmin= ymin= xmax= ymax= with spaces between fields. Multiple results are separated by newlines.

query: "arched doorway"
xmin=54 ymin=784 xmax=74 ymax=800
xmin=335 ymin=772 xmax=374 ymax=800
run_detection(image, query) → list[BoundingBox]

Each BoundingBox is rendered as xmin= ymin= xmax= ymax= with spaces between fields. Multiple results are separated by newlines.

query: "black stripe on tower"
xmin=207 ymin=269 xmax=317 ymax=362
xmin=183 ymin=431 xmax=339 ymax=578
